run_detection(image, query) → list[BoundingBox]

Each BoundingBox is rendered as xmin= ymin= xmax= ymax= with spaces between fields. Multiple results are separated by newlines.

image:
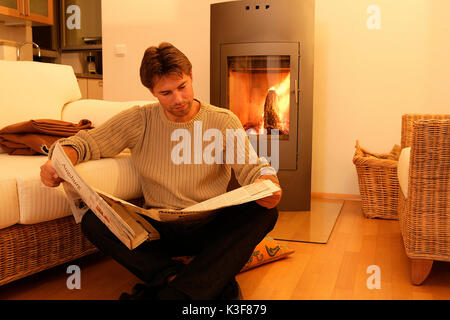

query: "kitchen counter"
xmin=75 ymin=73 xmax=103 ymax=79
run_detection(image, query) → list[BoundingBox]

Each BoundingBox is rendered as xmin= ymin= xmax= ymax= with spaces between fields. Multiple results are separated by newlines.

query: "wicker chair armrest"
xmin=404 ymin=119 xmax=450 ymax=260
xmin=408 ymin=119 xmax=450 ymax=192
xmin=401 ymin=114 xmax=450 ymax=149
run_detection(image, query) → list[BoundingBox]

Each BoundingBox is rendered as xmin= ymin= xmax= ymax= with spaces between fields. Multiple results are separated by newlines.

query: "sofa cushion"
xmin=0 ymin=153 xmax=142 ymax=226
xmin=240 ymin=236 xmax=295 ymax=272
xmin=61 ymin=99 xmax=153 ymax=127
xmin=75 ymin=153 xmax=143 ymax=202
xmin=0 ymin=168 xmax=20 ymax=229
xmin=397 ymin=147 xmax=411 ymax=197
xmin=0 ymin=61 xmax=81 ymax=130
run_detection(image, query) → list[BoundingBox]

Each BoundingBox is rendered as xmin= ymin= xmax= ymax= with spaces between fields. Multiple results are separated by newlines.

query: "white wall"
xmin=102 ymin=0 xmax=450 ymax=196
xmin=312 ymin=0 xmax=449 ymax=195
xmin=102 ymin=0 xmax=226 ymax=102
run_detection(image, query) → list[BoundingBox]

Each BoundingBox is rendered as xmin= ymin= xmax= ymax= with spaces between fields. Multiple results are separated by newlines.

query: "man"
xmin=40 ymin=42 xmax=281 ymax=300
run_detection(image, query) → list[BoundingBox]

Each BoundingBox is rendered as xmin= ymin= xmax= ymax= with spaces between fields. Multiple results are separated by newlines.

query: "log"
xmin=264 ymin=89 xmax=281 ymax=131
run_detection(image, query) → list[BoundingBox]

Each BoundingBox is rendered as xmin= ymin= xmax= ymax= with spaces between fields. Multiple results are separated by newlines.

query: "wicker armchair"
xmin=398 ymin=114 xmax=450 ymax=285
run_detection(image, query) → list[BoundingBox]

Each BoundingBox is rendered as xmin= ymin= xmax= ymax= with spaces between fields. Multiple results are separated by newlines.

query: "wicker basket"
xmin=353 ymin=140 xmax=401 ymax=220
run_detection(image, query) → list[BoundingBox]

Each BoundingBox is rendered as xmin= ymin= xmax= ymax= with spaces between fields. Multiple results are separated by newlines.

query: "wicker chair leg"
xmin=411 ymin=259 xmax=433 ymax=285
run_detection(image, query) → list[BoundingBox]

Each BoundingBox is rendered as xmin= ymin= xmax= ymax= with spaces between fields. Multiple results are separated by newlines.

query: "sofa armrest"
xmin=61 ymin=99 xmax=154 ymax=127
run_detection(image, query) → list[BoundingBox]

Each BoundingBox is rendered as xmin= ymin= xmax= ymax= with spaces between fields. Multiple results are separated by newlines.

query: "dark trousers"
xmin=81 ymin=201 xmax=278 ymax=300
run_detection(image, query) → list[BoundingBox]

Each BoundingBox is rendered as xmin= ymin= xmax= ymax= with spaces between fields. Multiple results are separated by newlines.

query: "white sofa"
xmin=0 ymin=60 xmax=152 ymax=286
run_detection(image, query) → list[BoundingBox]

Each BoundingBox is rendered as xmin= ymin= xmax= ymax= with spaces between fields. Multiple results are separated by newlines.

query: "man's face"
xmin=150 ymin=72 xmax=196 ymax=122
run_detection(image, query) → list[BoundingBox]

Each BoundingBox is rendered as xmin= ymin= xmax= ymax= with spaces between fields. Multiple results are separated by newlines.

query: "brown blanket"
xmin=0 ymin=119 xmax=93 ymax=155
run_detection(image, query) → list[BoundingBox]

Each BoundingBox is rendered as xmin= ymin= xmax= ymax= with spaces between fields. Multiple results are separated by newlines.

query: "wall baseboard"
xmin=311 ymin=192 xmax=361 ymax=201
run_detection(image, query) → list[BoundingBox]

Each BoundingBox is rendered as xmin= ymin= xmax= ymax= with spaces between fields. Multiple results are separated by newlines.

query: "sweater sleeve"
xmin=224 ymin=112 xmax=277 ymax=186
xmin=48 ymin=106 xmax=145 ymax=164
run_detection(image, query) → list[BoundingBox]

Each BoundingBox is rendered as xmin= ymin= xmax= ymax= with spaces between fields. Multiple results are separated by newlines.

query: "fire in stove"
xmin=228 ymin=56 xmax=290 ymax=138
xmin=238 ymin=73 xmax=290 ymax=136
xmin=262 ymin=74 xmax=290 ymax=135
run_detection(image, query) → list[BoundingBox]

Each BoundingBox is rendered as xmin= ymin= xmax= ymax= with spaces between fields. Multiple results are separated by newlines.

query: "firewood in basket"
xmin=264 ymin=89 xmax=281 ymax=131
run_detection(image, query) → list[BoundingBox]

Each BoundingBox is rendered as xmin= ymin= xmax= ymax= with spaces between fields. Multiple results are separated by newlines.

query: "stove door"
xmin=220 ymin=42 xmax=299 ymax=170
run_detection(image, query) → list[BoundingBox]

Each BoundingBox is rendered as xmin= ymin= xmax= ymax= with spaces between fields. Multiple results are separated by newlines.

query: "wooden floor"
xmin=0 ymin=200 xmax=448 ymax=300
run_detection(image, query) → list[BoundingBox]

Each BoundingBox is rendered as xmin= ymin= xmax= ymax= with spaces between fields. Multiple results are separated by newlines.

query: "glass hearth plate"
xmin=268 ymin=198 xmax=344 ymax=244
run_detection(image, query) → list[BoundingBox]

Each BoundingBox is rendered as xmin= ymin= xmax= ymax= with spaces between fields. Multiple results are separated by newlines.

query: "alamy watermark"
xmin=366 ymin=265 xmax=381 ymax=289
xmin=170 ymin=121 xmax=280 ymax=172
xmin=66 ymin=265 xmax=81 ymax=290
xmin=366 ymin=4 xmax=381 ymax=30
xmin=66 ymin=5 xmax=81 ymax=30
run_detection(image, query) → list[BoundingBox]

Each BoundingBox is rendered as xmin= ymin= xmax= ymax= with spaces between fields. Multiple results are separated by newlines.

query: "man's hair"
xmin=140 ymin=42 xmax=192 ymax=90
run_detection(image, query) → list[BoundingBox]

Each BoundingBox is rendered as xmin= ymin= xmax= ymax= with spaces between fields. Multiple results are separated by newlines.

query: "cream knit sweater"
xmin=49 ymin=100 xmax=275 ymax=209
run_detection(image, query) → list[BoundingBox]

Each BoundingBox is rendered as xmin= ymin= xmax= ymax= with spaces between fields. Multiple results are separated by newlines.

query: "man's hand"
xmin=254 ymin=175 xmax=282 ymax=209
xmin=40 ymin=146 xmax=78 ymax=188
xmin=40 ymin=160 xmax=64 ymax=187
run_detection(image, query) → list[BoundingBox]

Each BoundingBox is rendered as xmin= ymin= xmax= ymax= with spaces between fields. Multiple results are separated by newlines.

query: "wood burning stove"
xmin=210 ymin=0 xmax=314 ymax=210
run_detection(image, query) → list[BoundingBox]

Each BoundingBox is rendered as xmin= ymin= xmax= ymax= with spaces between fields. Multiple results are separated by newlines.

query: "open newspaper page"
xmin=51 ymin=142 xmax=153 ymax=250
xmin=94 ymin=180 xmax=280 ymax=224
xmin=97 ymin=192 xmax=160 ymax=241
xmin=93 ymin=188 xmax=218 ymax=223
xmin=62 ymin=182 xmax=89 ymax=223
xmin=181 ymin=180 xmax=280 ymax=212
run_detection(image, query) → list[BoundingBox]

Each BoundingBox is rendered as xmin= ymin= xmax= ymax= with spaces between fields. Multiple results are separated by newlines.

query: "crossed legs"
xmin=81 ymin=201 xmax=278 ymax=299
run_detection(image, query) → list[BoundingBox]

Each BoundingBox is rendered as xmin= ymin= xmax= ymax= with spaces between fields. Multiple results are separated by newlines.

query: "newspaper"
xmin=52 ymin=143 xmax=154 ymax=249
xmin=181 ymin=179 xmax=279 ymax=212
xmin=51 ymin=142 xmax=280 ymax=250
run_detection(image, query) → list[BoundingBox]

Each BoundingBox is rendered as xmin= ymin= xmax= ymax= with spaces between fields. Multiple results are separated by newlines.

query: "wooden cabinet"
xmin=87 ymin=78 xmax=103 ymax=100
xmin=0 ymin=0 xmax=21 ymax=17
xmin=76 ymin=77 xmax=88 ymax=98
xmin=0 ymin=0 xmax=53 ymax=25
xmin=77 ymin=77 xmax=103 ymax=100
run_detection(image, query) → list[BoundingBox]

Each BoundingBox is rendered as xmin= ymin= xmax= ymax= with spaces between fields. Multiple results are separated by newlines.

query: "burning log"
xmin=243 ymin=121 xmax=262 ymax=131
xmin=264 ymin=89 xmax=281 ymax=132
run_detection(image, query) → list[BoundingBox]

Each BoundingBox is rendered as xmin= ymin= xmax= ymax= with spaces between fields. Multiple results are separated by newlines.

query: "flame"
xmin=255 ymin=74 xmax=290 ymax=134
xmin=269 ymin=73 xmax=290 ymax=133
xmin=228 ymin=67 xmax=290 ymax=135
xmin=259 ymin=112 xmax=265 ymax=134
